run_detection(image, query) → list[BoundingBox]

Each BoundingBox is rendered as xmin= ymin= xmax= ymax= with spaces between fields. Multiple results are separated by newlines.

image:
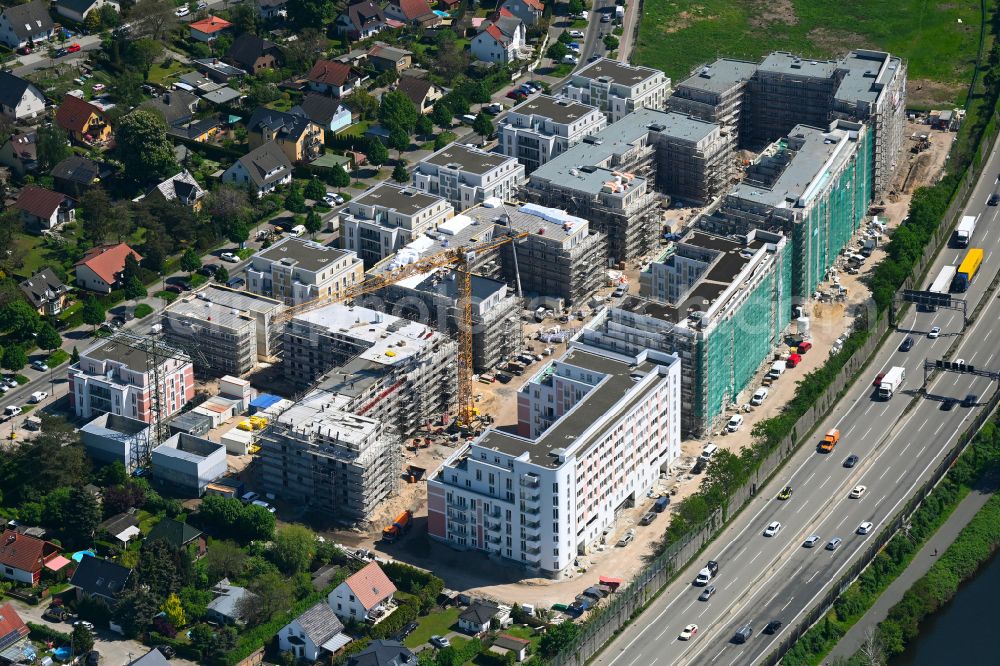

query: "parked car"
xmin=394 ymin=622 xmax=418 ymax=642
xmin=85 ymin=650 xmax=100 ymax=666
xmin=154 ymin=645 xmax=176 ymax=659
xmin=252 ymin=499 xmax=276 ymax=513
xmin=29 ymin=391 xmax=48 ymax=404
xmin=175 ymin=5 xmax=189 ymax=15
xmin=42 ymin=606 xmax=67 ymax=622
xmin=495 ymin=372 xmax=512 ymax=384
xmin=726 ymin=414 xmax=744 ymax=432
xmin=561 ymin=54 xmax=579 ymax=65
xmin=73 ymin=620 xmax=95 ymax=632
xmin=199 ymin=264 xmax=219 ymax=276
xmin=16 ymin=46 xmax=31 ymax=55
xmin=241 ymin=491 xmax=260 ymax=504
xmin=3 ymin=377 xmax=17 ymax=389
xmin=220 ymin=251 xmax=239 ymax=263
xmin=616 ymin=528 xmax=636 ymax=547
xmin=67 ymin=43 xmax=81 ymax=53
xmin=30 ymin=360 xmax=49 ymax=371
xmin=751 ymin=387 xmax=768 ymax=405
xmin=639 ymin=511 xmax=657 ymax=526
xmin=54 ymin=47 xmax=68 ymax=58
xmin=227 ymin=277 xmax=246 ymax=289
xmin=430 ymin=636 xmax=450 ymax=648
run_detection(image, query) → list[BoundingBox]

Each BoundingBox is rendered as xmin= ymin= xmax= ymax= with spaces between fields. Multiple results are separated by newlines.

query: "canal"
xmin=890 ymin=548 xmax=1000 ymax=665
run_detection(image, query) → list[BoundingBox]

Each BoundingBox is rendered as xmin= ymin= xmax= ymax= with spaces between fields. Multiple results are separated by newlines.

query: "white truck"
xmin=954 ymin=215 xmax=977 ymax=248
xmin=768 ymin=360 xmax=787 ymax=379
xmin=878 ymin=366 xmax=905 ymax=400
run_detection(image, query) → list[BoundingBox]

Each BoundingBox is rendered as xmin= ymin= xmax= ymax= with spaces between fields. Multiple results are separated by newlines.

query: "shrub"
xmin=134 ymin=304 xmax=154 ymax=318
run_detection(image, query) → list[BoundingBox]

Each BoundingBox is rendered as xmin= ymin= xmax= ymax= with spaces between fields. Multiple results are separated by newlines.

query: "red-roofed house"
xmin=385 ymin=0 xmax=440 ymax=27
xmin=0 ymin=602 xmax=29 ymax=651
xmin=75 ymin=243 xmax=142 ymax=294
xmin=189 ymin=15 xmax=233 ymax=42
xmin=0 ymin=530 xmax=62 ymax=586
xmin=471 ymin=13 xmax=525 ymax=63
xmin=307 ymin=59 xmax=368 ymax=97
xmin=14 ymin=185 xmax=75 ymax=230
xmin=327 ymin=561 xmax=396 ymax=622
xmin=55 ymin=94 xmax=110 ymax=144
xmin=501 ymin=0 xmax=543 ymax=25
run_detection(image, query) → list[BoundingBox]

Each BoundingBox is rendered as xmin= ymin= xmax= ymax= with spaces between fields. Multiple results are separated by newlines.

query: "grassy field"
xmin=404 ymin=607 xmax=461 ymax=648
xmin=634 ymin=0 xmax=982 ymax=106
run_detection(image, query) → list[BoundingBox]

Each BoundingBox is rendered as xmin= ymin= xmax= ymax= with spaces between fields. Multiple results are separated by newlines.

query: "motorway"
xmin=595 ymin=137 xmax=1000 ymax=666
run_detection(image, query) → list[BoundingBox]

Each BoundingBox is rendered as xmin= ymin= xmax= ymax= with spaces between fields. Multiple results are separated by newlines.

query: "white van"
xmin=3 ymin=405 xmax=22 ymax=419
xmin=290 ymin=225 xmax=306 ymax=237
xmin=726 ymin=414 xmax=744 ymax=432
xmin=751 ymin=387 xmax=769 ymax=405
xmin=701 ymin=443 xmax=718 ymax=459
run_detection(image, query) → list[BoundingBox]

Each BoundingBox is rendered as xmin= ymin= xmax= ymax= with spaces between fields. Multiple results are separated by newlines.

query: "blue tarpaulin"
xmin=250 ymin=394 xmax=282 ymax=412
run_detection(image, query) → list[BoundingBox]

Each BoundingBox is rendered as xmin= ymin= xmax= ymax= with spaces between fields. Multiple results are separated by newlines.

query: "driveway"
xmin=7 ymin=599 xmax=197 ymax=666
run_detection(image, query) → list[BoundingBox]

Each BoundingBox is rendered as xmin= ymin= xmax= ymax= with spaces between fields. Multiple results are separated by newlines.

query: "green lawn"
xmin=635 ymin=0 xmax=981 ymax=106
xmin=341 ymin=120 xmax=373 ymax=138
xmin=148 ymin=59 xmax=187 ymax=86
xmin=404 ymin=607 xmax=461 ymax=648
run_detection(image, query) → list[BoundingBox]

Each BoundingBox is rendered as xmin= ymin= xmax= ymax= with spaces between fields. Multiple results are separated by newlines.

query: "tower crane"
xmin=274 ymin=230 xmax=528 ymax=428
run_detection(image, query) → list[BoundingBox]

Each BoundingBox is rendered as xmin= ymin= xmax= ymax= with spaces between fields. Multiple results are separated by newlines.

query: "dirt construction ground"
xmin=318 ymin=120 xmax=954 ymax=609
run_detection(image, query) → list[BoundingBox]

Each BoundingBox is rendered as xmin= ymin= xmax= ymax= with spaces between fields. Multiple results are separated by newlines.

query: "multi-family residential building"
xmin=427 ymin=345 xmax=681 ymax=578
xmin=222 ymin=141 xmax=293 ymax=197
xmin=0 ymin=72 xmax=45 ymax=121
xmin=411 ymin=143 xmax=525 ymax=212
xmin=151 ymin=433 xmax=227 ymax=496
xmin=564 ymin=58 xmax=671 ymax=123
xmin=246 ymin=107 xmax=324 ymax=164
xmin=283 ymin=303 xmax=456 ymax=438
xmin=260 ymin=393 xmax=401 ymax=522
xmin=339 ymin=182 xmax=454 ymax=266
xmin=499 ymin=95 xmax=606 ymax=172
xmin=161 ymin=285 xmax=284 ymax=376
xmin=0 ymin=1 xmax=53 ymax=49
xmin=68 ymin=339 xmax=195 ymax=423
xmin=581 ymin=228 xmax=790 ymax=436
xmin=246 ymin=235 xmax=363 ymax=305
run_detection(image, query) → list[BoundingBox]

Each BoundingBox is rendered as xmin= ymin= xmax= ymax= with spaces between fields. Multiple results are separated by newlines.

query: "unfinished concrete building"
xmin=744 ymin=53 xmax=840 ymax=148
xmin=259 ymin=391 xmax=400 ymax=523
xmin=579 ymin=228 xmax=790 ymax=436
xmin=283 ymin=303 xmax=456 ymax=438
xmin=564 ymin=57 xmax=671 ymax=123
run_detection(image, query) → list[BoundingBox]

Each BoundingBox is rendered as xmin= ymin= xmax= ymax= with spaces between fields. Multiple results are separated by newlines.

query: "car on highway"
xmin=732 ymin=624 xmax=752 ymax=644
xmin=694 ymin=560 xmax=718 ymax=585
xmin=679 ymin=624 xmax=698 ymax=640
xmin=616 ymin=528 xmax=636 ymax=547
xmin=844 ymin=454 xmax=860 ymax=468
xmin=698 ymin=585 xmax=716 ymax=601
xmin=872 ymin=372 xmax=885 ymax=388
xmin=30 ymin=360 xmax=49 ymax=371
xmin=220 ymin=251 xmax=239 ymax=262
xmin=751 ymin=387 xmax=768 ymax=405
xmin=990 ymin=192 xmax=1000 ymax=206
xmin=430 ymin=635 xmax=450 ymax=648
xmin=849 ymin=485 xmax=867 ymax=499
xmin=962 ymin=393 xmax=978 ymax=408
xmin=928 ymin=326 xmax=941 ymax=339
xmin=941 ymin=398 xmax=957 ymax=411
xmin=900 ymin=335 xmax=914 ymax=351
xmin=777 ymin=486 xmax=793 ymax=500
xmin=29 ymin=391 xmax=48 ymax=403
xmin=726 ymin=414 xmax=744 ymax=432
xmin=764 ymin=620 xmax=783 ymax=634
xmin=175 ymin=5 xmax=189 ymax=15
xmin=857 ymin=521 xmax=874 ymax=535
xmin=803 ymin=535 xmax=821 ymax=548
xmin=826 ymin=537 xmax=843 ymax=551
xmin=763 ymin=521 xmax=781 ymax=537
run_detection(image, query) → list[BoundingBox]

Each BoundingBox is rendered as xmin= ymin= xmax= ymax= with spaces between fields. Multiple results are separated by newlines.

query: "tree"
xmin=36 ymin=323 xmax=62 ymax=351
xmin=161 ymin=593 xmax=187 ymax=628
xmin=431 ymin=30 xmax=467 ymax=81
xmin=379 ymin=90 xmax=419 ymax=135
xmin=304 ymin=208 xmax=322 ymax=235
xmin=241 ymin=504 xmax=276 ymax=541
xmin=72 ymin=624 xmax=94 ymax=656
xmin=70 ymin=347 xmax=80 ymax=364
xmin=226 ymin=3 xmax=258 ymax=34
xmin=82 ymin=298 xmax=107 ymax=330
xmin=433 ymin=133 xmax=450 ymax=150
xmin=112 ymin=71 xmax=145 ymax=108
xmin=208 ymin=186 xmax=250 ymax=226
xmin=116 ymin=109 xmax=177 ymax=183
xmin=389 ymin=126 xmax=410 ymax=157
xmin=603 ymin=34 xmax=619 ymax=50
xmin=98 ymin=3 xmax=120 ymax=27
xmin=63 ymin=487 xmax=102 ymax=547
xmin=128 ymin=38 xmax=164 ymax=79
xmin=567 ymin=0 xmax=585 ymax=14
xmin=415 ymin=114 xmax=434 ymax=138
xmin=431 ymin=103 xmax=453 ymax=129
xmin=123 ymin=275 xmax=147 ymax=300
xmin=558 ymin=31 xmax=572 ymax=44
xmin=368 ymin=139 xmax=389 ymax=168
xmin=392 ymin=162 xmax=409 ymax=183
xmin=239 ymin=570 xmax=294 ymax=624
xmin=2 ymin=300 xmax=41 ymax=342
xmin=180 ymin=248 xmax=201 ymax=273
xmin=113 ymin=587 xmax=160 ymax=638
xmin=85 ymin=11 xmax=102 ymax=34
xmin=79 ymin=188 xmax=114 ymax=244
xmin=304 ymin=178 xmax=326 ymax=201
xmin=204 ymin=540 xmax=247 ymax=581
xmin=270 ymin=525 xmax=317 ymax=575
xmin=547 ymin=41 xmax=568 ymax=61
xmin=36 ymin=125 xmax=71 ymax=172
xmin=129 ymin=0 xmax=177 ymax=40
xmin=286 ymin=0 xmax=332 ymax=28
xmin=331 ymin=164 xmax=351 ymax=191
xmin=284 ymin=186 xmax=306 ymax=213
xmin=539 ymin=621 xmax=579 ymax=657
xmin=214 ymin=266 xmax=229 ymax=283
xmin=472 ymin=112 xmax=493 ymax=141
xmin=1 ymin=345 xmax=27 ymax=372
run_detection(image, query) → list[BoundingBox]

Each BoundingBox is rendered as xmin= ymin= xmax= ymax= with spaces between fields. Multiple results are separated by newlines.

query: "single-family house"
xmin=168 ymin=116 xmax=224 ymax=142
xmin=347 ymin=640 xmax=418 ymax=666
xmin=141 ymin=90 xmax=200 ymax=127
xmin=458 ymin=600 xmax=500 ymax=635
xmin=51 ymin=155 xmax=102 ymax=195
xmin=397 ymin=77 xmax=443 ymax=114
xmin=278 ymin=601 xmax=351 ymax=662
xmin=19 ymin=268 xmax=71 ymax=316
xmin=195 ymin=58 xmax=247 ymax=84
xmin=328 ymin=561 xmax=397 ymax=623
xmin=70 ymin=556 xmax=132 ymax=603
xmin=335 ymin=47 xmax=369 ymax=68
xmin=14 ymin=185 xmax=75 ymax=230
xmin=296 ymin=94 xmax=353 ymax=134
xmin=143 ymin=169 xmax=206 ymax=210
xmin=257 ymin=0 xmax=286 ymax=18
xmin=335 ymin=0 xmax=387 ymax=40
xmin=0 ymin=1 xmax=54 ymax=50
xmin=500 ymin=0 xmax=542 ymax=26
xmin=205 ymin=578 xmax=256 ymax=625
xmin=471 ymin=10 xmax=526 ymax=64
xmin=55 ymin=94 xmax=111 ymax=144
xmin=126 ymin=650 xmax=170 ymax=666
xmin=0 ymin=131 xmax=38 ymax=176
xmin=189 ymin=15 xmax=232 ymax=42
xmin=54 ymin=0 xmax=119 ymax=24
xmin=222 ymin=141 xmax=293 ymax=197
xmin=98 ymin=513 xmax=141 ymax=546
xmin=0 ymin=529 xmax=61 ymax=586
xmin=146 ymin=518 xmax=205 ymax=554
xmin=383 ymin=0 xmax=439 ymax=27
xmin=246 ymin=107 xmax=324 ymax=164
xmin=0 ymin=603 xmax=30 ymax=653
xmin=225 ymin=33 xmax=282 ymax=75
xmin=307 ymin=59 xmax=367 ymax=98
xmin=75 ymin=242 xmax=142 ymax=294
xmin=0 ymin=71 xmax=45 ymax=121
xmin=490 ymin=634 xmax=530 ymax=662
xmin=367 ymin=42 xmax=413 ymax=73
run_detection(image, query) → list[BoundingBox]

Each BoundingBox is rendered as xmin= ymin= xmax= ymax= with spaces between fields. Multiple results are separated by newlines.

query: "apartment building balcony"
xmin=519 ymin=504 xmax=540 ymax=515
xmin=519 ymin=475 xmax=540 ymax=489
xmin=524 ymin=545 xmax=542 ymax=557
xmin=519 ymin=489 xmax=541 ymax=503
xmin=523 ymin=518 xmax=541 ymax=532
xmin=485 ymin=534 xmax=502 ymax=545
xmin=484 ymin=519 xmax=503 ymax=532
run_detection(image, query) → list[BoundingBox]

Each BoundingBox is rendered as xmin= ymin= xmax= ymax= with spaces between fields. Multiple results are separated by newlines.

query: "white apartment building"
xmin=564 ymin=58 xmax=671 ymax=123
xmin=427 ymin=344 xmax=681 ymax=578
xmin=498 ymin=95 xmax=606 ymax=172
xmin=338 ymin=182 xmax=454 ymax=267
xmin=68 ymin=339 xmax=194 ymax=423
xmin=411 ymin=143 xmax=525 ymax=212
xmin=246 ymin=236 xmax=363 ymax=306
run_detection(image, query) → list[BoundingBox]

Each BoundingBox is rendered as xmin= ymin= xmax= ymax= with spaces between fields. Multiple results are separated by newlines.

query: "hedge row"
xmin=27 ymin=621 xmax=71 ymax=644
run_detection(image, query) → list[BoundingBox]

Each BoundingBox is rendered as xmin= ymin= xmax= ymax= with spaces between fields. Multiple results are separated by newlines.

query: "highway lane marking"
xmin=806 ymin=570 xmax=819 ymax=583
xmin=897 ymin=470 xmax=908 ymax=484
xmin=819 ymin=475 xmax=831 ymax=489
xmin=728 ymin=654 xmax=741 ymax=666
xmin=804 ymin=471 xmax=816 ymax=486
xmin=748 ymin=551 xmax=762 ymax=566
xmin=766 ymin=592 xmax=780 ymax=606
xmin=986 ymin=330 xmax=993 ymax=342
xmin=698 ymin=605 xmax=711 ymax=618
xmin=626 ymin=655 xmax=643 ymax=666
xmin=862 ymin=426 xmax=872 ymax=439
xmin=878 ymin=466 xmax=892 ymax=480
xmin=878 ymin=495 xmax=886 ymax=506
xmin=935 ymin=421 xmax=946 ymax=435
xmin=654 ymin=625 xmax=671 ymax=641
xmin=901 ymin=440 xmax=911 ymax=455
xmin=795 ymin=502 xmax=807 ymax=514
xmin=780 ymin=597 xmax=795 ymax=611
xmin=834 ymin=513 xmax=851 ymax=531
xmin=880 ymin=402 xmax=892 ymax=416
xmin=864 ymin=403 xmax=873 ymax=415
xmin=723 ymin=577 xmax=740 ymax=590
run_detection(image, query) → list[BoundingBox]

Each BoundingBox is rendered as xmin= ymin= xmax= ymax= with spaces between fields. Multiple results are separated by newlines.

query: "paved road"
xmin=593 ymin=135 xmax=1000 ymax=666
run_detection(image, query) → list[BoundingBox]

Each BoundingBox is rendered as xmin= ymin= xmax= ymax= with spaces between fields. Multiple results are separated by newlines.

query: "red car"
xmin=67 ymin=43 xmax=81 ymax=53
xmin=16 ymin=46 xmax=32 ymax=55
xmin=786 ymin=353 xmax=802 ymax=368
xmin=506 ymin=89 xmax=527 ymax=101
xmin=796 ymin=341 xmax=812 ymax=354
xmin=873 ymin=372 xmax=885 ymax=388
